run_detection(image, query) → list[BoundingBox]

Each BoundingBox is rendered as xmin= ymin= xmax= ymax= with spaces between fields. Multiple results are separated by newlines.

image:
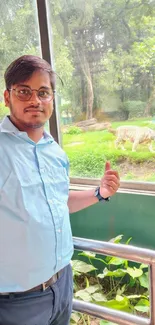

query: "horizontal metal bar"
xmin=73 ymin=237 xmax=155 ymax=265
xmin=70 ymin=177 xmax=155 ymax=195
xmin=73 ymin=299 xmax=150 ymax=325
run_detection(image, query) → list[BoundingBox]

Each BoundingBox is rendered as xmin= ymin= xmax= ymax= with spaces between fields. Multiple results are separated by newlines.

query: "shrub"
xmin=150 ymin=100 xmax=155 ymax=116
xmin=66 ymin=147 xmax=118 ymax=178
xmin=65 ymin=126 xmax=82 ymax=135
xmin=0 ymin=102 xmax=9 ymax=121
xmin=122 ymin=101 xmax=146 ymax=119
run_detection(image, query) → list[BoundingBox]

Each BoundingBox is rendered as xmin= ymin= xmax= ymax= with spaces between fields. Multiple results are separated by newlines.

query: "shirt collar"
xmin=0 ymin=116 xmax=54 ymax=144
xmin=0 ymin=116 xmax=20 ymax=134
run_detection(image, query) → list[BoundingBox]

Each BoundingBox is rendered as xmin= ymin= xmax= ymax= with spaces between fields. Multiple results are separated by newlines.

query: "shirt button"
xmin=57 ymin=229 xmax=61 ymax=233
xmin=58 ymin=257 xmax=61 ymax=261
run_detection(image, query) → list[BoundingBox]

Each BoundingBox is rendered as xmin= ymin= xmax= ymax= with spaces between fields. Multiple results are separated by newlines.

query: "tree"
xmin=0 ymin=0 xmax=40 ymax=96
xmin=50 ymin=0 xmax=155 ymax=120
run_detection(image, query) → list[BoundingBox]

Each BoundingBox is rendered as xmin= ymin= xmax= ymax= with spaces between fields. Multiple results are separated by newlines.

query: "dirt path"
xmin=118 ymin=161 xmax=155 ymax=180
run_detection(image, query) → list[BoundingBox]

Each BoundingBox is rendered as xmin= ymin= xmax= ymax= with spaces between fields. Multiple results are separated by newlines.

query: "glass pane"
xmin=0 ymin=0 xmax=41 ymax=120
xmin=49 ymin=0 xmax=155 ymax=182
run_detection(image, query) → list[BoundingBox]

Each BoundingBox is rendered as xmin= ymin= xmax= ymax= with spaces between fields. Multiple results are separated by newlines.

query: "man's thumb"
xmin=105 ymin=161 xmax=111 ymax=172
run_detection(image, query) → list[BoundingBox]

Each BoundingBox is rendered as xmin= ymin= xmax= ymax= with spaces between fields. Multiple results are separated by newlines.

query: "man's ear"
xmin=4 ymin=90 xmax=10 ymax=107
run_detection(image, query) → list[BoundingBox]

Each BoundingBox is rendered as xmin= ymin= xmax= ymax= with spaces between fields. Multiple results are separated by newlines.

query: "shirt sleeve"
xmin=65 ymin=154 xmax=70 ymax=177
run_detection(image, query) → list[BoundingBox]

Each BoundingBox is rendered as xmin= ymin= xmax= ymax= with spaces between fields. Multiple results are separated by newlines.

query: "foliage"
xmin=50 ymin=0 xmax=155 ymax=119
xmin=70 ymin=235 xmax=149 ymax=325
xmin=1 ymin=1 xmax=155 ymax=120
xmin=65 ymin=126 xmax=82 ymax=135
xmin=0 ymin=0 xmax=40 ymax=96
xmin=0 ymin=103 xmax=9 ymax=121
xmin=122 ymin=101 xmax=146 ymax=119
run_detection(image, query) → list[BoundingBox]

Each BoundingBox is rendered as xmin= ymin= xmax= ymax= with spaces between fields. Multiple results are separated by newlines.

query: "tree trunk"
xmin=86 ymin=68 xmax=94 ymax=119
xmin=76 ymin=41 xmax=94 ymax=120
xmin=81 ymin=77 xmax=86 ymax=113
xmin=144 ymin=86 xmax=155 ymax=116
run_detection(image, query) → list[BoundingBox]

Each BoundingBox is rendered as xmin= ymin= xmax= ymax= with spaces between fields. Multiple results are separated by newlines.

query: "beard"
xmin=9 ymin=102 xmax=46 ymax=130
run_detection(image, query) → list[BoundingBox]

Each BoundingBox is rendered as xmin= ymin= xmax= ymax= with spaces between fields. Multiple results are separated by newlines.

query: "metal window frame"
xmin=73 ymin=237 xmax=155 ymax=325
xmin=36 ymin=0 xmax=155 ymax=193
xmin=70 ymin=178 xmax=155 ymax=195
xmin=36 ymin=0 xmax=61 ymax=144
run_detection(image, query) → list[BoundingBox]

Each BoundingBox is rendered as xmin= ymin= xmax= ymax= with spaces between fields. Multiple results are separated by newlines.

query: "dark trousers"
xmin=0 ymin=264 xmax=73 ymax=325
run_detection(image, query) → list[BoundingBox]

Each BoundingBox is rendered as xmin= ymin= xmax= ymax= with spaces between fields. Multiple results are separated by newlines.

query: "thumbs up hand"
xmin=99 ymin=161 xmax=120 ymax=199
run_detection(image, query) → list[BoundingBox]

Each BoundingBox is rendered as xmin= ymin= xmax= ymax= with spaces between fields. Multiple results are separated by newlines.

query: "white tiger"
xmin=109 ymin=125 xmax=155 ymax=152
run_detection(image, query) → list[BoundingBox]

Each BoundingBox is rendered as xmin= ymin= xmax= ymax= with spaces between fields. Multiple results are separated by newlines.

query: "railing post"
xmin=150 ymin=262 xmax=155 ymax=325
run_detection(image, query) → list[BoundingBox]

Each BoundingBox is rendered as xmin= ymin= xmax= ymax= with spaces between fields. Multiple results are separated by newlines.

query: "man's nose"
xmin=29 ymin=90 xmax=41 ymax=104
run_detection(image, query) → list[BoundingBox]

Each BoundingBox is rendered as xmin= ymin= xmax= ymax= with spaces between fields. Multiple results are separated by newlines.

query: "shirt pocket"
xmin=47 ymin=166 xmax=69 ymax=202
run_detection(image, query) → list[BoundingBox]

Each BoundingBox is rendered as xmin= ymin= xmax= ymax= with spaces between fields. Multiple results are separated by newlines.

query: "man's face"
xmin=4 ymin=70 xmax=54 ymax=130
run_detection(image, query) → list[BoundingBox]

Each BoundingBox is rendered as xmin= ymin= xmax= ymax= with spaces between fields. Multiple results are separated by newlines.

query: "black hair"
xmin=4 ymin=55 xmax=56 ymax=91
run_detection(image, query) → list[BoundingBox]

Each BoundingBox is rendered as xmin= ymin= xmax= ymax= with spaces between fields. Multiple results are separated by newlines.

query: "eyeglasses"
xmin=9 ymin=86 xmax=54 ymax=102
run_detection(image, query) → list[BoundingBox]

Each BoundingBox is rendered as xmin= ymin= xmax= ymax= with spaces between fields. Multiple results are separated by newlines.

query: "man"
xmin=0 ymin=55 xmax=120 ymax=325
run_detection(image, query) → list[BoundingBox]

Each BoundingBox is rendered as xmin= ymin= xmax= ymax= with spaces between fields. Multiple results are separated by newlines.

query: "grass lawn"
xmin=62 ymin=118 xmax=155 ymax=181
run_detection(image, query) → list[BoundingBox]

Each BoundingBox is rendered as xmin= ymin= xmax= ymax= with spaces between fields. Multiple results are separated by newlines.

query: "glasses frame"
xmin=8 ymin=86 xmax=54 ymax=102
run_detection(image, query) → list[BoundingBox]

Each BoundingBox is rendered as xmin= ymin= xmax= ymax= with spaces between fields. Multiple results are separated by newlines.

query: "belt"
xmin=0 ymin=268 xmax=64 ymax=296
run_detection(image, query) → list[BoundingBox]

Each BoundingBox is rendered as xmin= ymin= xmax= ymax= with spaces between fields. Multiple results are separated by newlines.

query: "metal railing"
xmin=73 ymin=237 xmax=155 ymax=325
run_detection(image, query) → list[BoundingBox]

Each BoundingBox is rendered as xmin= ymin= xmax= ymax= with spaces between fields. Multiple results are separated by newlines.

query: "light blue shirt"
xmin=0 ymin=116 xmax=73 ymax=292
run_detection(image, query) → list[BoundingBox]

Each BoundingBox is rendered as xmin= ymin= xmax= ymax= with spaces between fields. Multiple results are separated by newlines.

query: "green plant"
xmin=70 ymin=235 xmax=149 ymax=325
xmin=122 ymin=101 xmax=146 ymax=119
xmin=65 ymin=126 xmax=82 ymax=135
xmin=0 ymin=102 xmax=9 ymax=121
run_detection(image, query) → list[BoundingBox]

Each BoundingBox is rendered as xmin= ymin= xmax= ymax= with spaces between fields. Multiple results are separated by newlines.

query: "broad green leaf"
xmin=139 ymin=273 xmax=149 ymax=289
xmin=127 ymin=294 xmax=147 ymax=299
xmin=140 ymin=263 xmax=148 ymax=270
xmin=117 ymin=285 xmax=126 ymax=295
xmin=79 ymin=251 xmax=107 ymax=265
xmin=97 ymin=273 xmax=106 ymax=279
xmin=98 ymin=268 xmax=126 ymax=278
xmin=79 ymin=251 xmax=96 ymax=258
xmin=109 ymin=235 xmax=123 ymax=243
xmin=129 ymin=277 xmax=136 ymax=287
xmin=134 ymin=299 xmax=150 ymax=314
xmin=71 ymin=260 xmax=97 ymax=273
xmin=134 ymin=305 xmax=150 ymax=313
xmin=96 ymin=297 xmax=131 ymax=312
xmin=75 ymin=289 xmax=92 ymax=302
xmin=116 ymin=295 xmax=124 ymax=302
xmin=126 ymin=267 xmax=143 ymax=279
xmin=92 ymin=292 xmax=107 ymax=302
xmin=135 ymin=299 xmax=149 ymax=306
xmin=72 ymin=270 xmax=81 ymax=277
xmin=86 ymin=285 xmax=101 ymax=294
xmin=70 ymin=312 xmax=81 ymax=323
xmin=108 ymin=257 xmax=126 ymax=266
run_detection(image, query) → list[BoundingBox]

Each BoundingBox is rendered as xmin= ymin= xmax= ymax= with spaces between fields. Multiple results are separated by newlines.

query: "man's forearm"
xmin=68 ymin=189 xmax=98 ymax=214
xmin=68 ymin=162 xmax=120 ymax=214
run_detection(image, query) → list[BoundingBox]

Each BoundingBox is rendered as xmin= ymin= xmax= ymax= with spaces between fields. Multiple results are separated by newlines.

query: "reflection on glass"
xmin=52 ymin=1 xmax=155 ymax=181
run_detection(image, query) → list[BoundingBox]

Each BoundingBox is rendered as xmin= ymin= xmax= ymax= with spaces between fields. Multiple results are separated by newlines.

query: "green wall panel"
xmin=70 ymin=192 xmax=155 ymax=250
